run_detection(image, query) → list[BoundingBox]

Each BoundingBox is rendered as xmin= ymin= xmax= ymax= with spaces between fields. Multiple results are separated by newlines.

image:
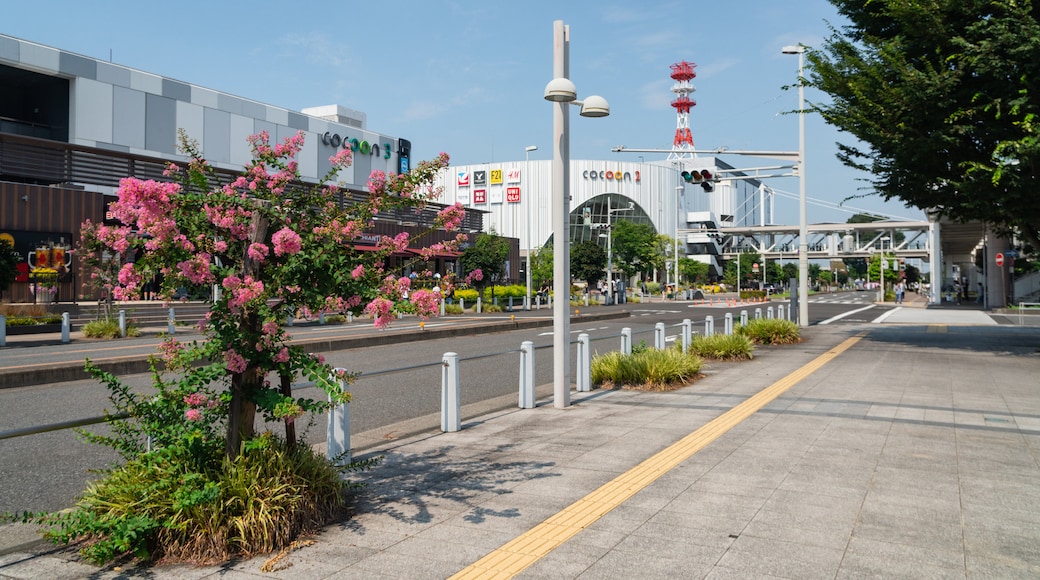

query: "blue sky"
xmin=4 ymin=0 xmax=924 ymax=226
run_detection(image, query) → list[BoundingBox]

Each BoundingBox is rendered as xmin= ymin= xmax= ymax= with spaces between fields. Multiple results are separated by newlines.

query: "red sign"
xmin=506 ymin=187 xmax=521 ymax=203
xmin=996 ymin=252 xmax=1004 ymax=267
xmin=473 ymin=189 xmax=486 ymax=204
xmin=752 ymin=263 xmax=759 ymax=272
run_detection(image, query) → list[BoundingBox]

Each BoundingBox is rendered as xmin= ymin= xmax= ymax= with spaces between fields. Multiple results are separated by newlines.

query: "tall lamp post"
xmin=601 ymin=199 xmax=633 ymax=305
xmin=782 ymin=44 xmax=809 ymax=327
xmin=674 ymin=185 xmax=683 ymax=299
xmin=524 ymin=145 xmax=538 ymax=310
xmin=544 ymin=19 xmax=609 ymax=408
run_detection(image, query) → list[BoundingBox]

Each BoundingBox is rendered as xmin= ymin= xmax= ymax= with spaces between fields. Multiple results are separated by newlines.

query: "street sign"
xmin=1005 ymin=250 xmax=1019 ymax=258
xmin=752 ymin=263 xmax=759 ymax=272
xmin=995 ymin=253 xmax=1004 ymax=267
xmin=882 ymin=259 xmax=889 ymax=270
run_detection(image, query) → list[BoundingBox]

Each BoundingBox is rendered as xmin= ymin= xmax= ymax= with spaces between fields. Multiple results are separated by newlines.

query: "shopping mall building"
xmin=0 ymin=33 xmax=496 ymax=303
xmin=435 ymin=157 xmax=770 ymax=284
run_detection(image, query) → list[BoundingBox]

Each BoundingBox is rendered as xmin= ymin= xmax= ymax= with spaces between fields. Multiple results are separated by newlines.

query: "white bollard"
xmin=755 ymin=308 xmax=762 ymax=320
xmin=705 ymin=315 xmax=714 ymax=337
xmin=168 ymin=307 xmax=176 ymax=334
xmin=61 ymin=312 xmax=70 ymax=344
xmin=767 ymin=306 xmax=774 ymax=319
xmin=584 ymin=294 xmax=589 ymax=307
xmin=441 ymin=352 xmax=461 ymax=432
xmin=118 ymin=309 xmax=127 ymax=338
xmin=326 ymin=368 xmax=351 ymax=466
xmin=440 ymin=298 xmax=446 ymax=317
xmin=319 ymin=312 xmax=326 ymax=325
xmin=778 ymin=304 xmax=785 ymax=321
xmin=519 ymin=341 xmax=535 ymax=408
xmin=0 ymin=314 xmax=5 ymax=347
xmin=287 ymin=314 xmax=294 ymax=326
xmin=740 ymin=310 xmax=748 ymax=326
xmin=682 ymin=319 xmax=692 ymax=354
xmin=725 ymin=313 xmax=734 ymax=335
xmin=476 ymin=297 xmax=482 ymax=314
xmin=655 ymin=322 xmax=666 ymax=350
xmin=576 ymin=333 xmax=591 ymax=392
xmin=535 ymin=295 xmax=541 ymax=310
xmin=460 ymin=298 xmax=466 ymax=311
xmin=347 ymin=312 xmax=353 ymax=324
xmin=621 ymin=327 xmax=632 ymax=355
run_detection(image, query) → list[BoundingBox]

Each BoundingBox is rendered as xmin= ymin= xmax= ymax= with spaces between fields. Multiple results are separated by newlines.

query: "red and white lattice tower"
xmin=667 ymin=60 xmax=697 ymax=161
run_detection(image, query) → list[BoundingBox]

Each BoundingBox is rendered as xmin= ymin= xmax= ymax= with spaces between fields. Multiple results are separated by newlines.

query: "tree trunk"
xmin=280 ymin=372 xmax=296 ymax=452
xmin=226 ymin=369 xmax=258 ymax=458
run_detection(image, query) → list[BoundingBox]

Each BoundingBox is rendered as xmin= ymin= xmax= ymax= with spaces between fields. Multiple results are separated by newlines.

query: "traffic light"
xmin=681 ymin=169 xmax=715 ymax=192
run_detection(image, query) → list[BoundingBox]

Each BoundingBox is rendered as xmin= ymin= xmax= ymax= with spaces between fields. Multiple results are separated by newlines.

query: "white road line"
xmin=871 ymin=307 xmax=901 ymax=324
xmin=818 ymin=304 xmax=877 ymax=325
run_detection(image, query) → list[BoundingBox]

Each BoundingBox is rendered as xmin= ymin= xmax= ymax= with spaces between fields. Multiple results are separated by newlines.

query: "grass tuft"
xmin=737 ymin=318 xmax=801 ymax=344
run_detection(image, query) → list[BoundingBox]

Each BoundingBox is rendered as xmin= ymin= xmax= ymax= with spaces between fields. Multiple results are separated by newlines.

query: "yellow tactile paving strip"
xmin=450 ymin=334 xmax=864 ymax=579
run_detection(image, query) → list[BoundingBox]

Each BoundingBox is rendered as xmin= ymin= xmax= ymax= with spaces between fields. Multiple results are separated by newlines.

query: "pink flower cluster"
xmin=176 ymin=253 xmax=214 ymax=285
xmin=378 ymin=232 xmax=410 ymax=253
xmin=436 ymin=203 xmax=466 ymax=231
xmin=247 ymin=243 xmax=269 ymax=263
xmin=183 ymin=391 xmax=219 ymax=422
xmin=272 ymin=227 xmax=302 ymax=256
xmin=224 ymin=348 xmax=248 ymax=374
xmin=465 ymin=269 xmax=484 ymax=285
xmin=409 ymin=289 xmax=440 ymax=319
xmin=223 ymin=275 xmax=265 ymax=311
xmin=364 ymin=297 xmax=394 ymax=329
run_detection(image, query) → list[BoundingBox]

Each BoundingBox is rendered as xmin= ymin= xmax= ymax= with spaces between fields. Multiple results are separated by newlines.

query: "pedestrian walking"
xmin=895 ymin=281 xmax=905 ymax=304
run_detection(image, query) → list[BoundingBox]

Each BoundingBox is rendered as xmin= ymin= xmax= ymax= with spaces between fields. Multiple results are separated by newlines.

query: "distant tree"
xmin=570 ymin=240 xmax=606 ymax=289
xmin=723 ymin=253 xmax=762 ymax=288
xmin=459 ymin=230 xmax=510 ymax=300
xmin=611 ymin=220 xmax=659 ymax=279
xmin=530 ymin=244 xmax=553 ymax=292
xmin=678 ymin=257 xmax=709 ymax=286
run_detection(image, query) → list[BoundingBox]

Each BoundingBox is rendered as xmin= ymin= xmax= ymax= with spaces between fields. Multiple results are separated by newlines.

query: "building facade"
xmin=436 ymin=158 xmax=767 ymax=282
xmin=0 ymin=33 xmax=501 ymax=303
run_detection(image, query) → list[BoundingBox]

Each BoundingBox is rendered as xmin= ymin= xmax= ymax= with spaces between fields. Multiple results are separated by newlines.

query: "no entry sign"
xmin=996 ymin=253 xmax=1004 ymax=267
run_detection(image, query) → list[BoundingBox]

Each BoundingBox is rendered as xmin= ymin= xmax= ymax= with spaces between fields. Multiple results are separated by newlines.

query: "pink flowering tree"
xmin=80 ymin=130 xmax=465 ymax=458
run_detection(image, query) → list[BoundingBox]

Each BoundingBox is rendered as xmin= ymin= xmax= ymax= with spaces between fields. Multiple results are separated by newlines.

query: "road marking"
xmin=819 ymin=304 xmax=876 ymax=325
xmin=871 ymin=307 xmax=901 ymax=324
xmin=450 ymin=334 xmax=865 ymax=579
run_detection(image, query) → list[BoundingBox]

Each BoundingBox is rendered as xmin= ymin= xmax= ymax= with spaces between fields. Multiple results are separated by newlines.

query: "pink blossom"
xmin=247 ymin=242 xmax=269 ymax=262
xmin=409 ymin=289 xmax=440 ymax=319
xmin=364 ymin=297 xmax=395 ymax=329
xmin=224 ymin=348 xmax=248 ymax=374
xmin=222 ymin=275 xmax=265 ymax=311
xmin=436 ymin=203 xmax=466 ymax=231
xmin=274 ymin=347 xmax=290 ymax=363
xmin=330 ymin=148 xmax=353 ymax=168
xmin=184 ymin=392 xmax=209 ymax=407
xmin=184 ymin=408 xmax=203 ymax=422
xmin=213 ymin=240 xmax=228 ymax=253
xmin=176 ymin=253 xmax=214 ymax=285
xmin=272 ymin=227 xmax=302 ymax=256
xmin=367 ymin=170 xmax=387 ymax=193
xmin=351 ymin=264 xmax=365 ymax=279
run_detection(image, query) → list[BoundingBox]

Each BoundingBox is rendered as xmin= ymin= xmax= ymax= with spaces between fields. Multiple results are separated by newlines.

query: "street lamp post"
xmin=879 ymin=235 xmax=890 ymax=302
xmin=782 ymin=44 xmax=809 ymax=327
xmin=524 ymin=145 xmax=538 ymax=310
xmin=601 ymin=199 xmax=633 ymax=305
xmin=544 ymin=20 xmax=609 ymax=409
xmin=675 ymin=185 xmax=683 ymax=299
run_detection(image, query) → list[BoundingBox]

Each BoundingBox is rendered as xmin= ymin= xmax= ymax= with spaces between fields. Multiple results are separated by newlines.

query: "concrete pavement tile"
xmin=221 ymin=542 xmax=377 ymax=579
xmin=508 ymin=465 xmax=616 ymax=498
xmin=963 ymin=525 xmax=1040 ymax=569
xmin=663 ymin=490 xmax=767 ymax=522
xmin=348 ymin=549 xmax=469 ymax=579
xmin=644 ymin=510 xmax=749 ymax=538
xmin=313 ymin=524 xmax=410 ymax=551
xmin=760 ymin=489 xmax=865 ymax=520
xmin=853 ymin=510 xmax=965 ymax=550
xmin=748 ymin=506 xmax=857 ymax=541
xmin=965 ymin=552 xmax=1040 ymax=578
xmin=631 ymin=520 xmax=739 ymax=551
xmin=514 ymin=544 xmax=604 ymax=579
xmin=0 ymin=552 xmax=120 ymax=580
xmin=569 ymin=547 xmax=715 ymax=580
xmin=702 ymin=567 xmax=792 ymax=580
xmin=584 ymin=503 xmax=663 ymax=536
xmin=843 ymin=535 xmax=966 ymax=572
xmin=714 ymin=535 xmax=844 ymax=578
xmin=740 ymin=517 xmax=852 ymax=551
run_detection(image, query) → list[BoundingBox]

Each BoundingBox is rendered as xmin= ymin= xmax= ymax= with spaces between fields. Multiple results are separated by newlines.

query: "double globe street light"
xmin=544 ymin=19 xmax=609 ymax=408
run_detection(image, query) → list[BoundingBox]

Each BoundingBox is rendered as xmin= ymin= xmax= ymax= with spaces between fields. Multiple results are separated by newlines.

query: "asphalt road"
xmin=0 ymin=292 xmax=886 ymax=515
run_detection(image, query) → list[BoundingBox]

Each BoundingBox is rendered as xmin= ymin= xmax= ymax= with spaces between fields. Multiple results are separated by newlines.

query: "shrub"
xmin=645 ymin=281 xmax=661 ymax=294
xmin=737 ymin=318 xmax=800 ymax=344
xmin=483 ymin=304 xmax=503 ymax=313
xmin=740 ymin=290 xmax=767 ymax=300
xmin=82 ymin=319 xmax=141 ymax=338
xmin=453 ymin=288 xmax=479 ymax=303
xmin=322 ymin=314 xmax=346 ymax=324
xmin=444 ymin=304 xmax=464 ymax=315
xmin=686 ymin=334 xmax=754 ymax=360
xmin=489 ymin=284 xmax=527 ymax=298
xmin=591 ymin=348 xmax=703 ymax=390
xmin=4 ymin=316 xmax=40 ymax=326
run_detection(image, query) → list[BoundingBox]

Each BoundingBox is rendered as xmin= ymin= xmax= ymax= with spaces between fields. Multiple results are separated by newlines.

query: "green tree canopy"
xmin=611 ymin=220 xmax=659 ymax=278
xmin=459 ymin=230 xmax=510 ymax=299
xmin=807 ymin=0 xmax=1040 ymax=250
xmin=530 ymin=244 xmax=553 ymax=292
xmin=678 ymin=257 xmax=710 ymax=286
xmin=570 ymin=240 xmax=607 ymax=288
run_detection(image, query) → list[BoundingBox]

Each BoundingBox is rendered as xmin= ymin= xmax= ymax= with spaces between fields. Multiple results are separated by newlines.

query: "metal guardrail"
xmin=1019 ymin=302 xmax=1040 ymax=326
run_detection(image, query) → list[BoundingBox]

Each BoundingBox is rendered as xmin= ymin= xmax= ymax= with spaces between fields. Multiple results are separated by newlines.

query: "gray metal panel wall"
xmin=144 ymin=93 xmax=176 ymax=154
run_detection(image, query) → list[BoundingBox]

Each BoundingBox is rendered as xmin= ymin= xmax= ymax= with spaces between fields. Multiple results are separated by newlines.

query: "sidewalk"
xmin=3 ymin=318 xmax=1039 ymax=578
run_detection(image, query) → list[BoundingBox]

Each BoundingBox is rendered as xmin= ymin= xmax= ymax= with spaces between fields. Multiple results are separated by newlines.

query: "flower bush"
xmin=52 ymin=130 xmax=466 ymax=564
